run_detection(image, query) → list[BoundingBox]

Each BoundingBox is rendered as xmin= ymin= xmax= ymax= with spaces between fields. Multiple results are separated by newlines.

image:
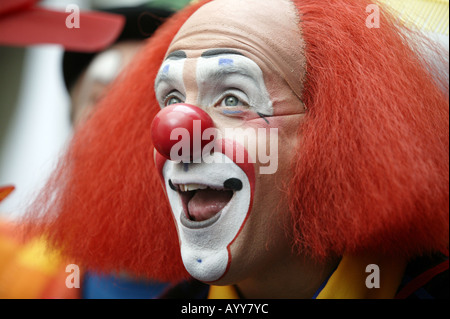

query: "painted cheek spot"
xmin=162 ymin=64 xmax=170 ymax=74
xmin=219 ymin=58 xmax=234 ymax=66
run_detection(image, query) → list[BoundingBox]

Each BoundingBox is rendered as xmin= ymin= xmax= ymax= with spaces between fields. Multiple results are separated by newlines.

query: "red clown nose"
xmin=151 ymin=104 xmax=215 ymax=162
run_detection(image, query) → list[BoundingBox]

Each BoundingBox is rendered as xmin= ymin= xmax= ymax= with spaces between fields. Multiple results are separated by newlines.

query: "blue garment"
xmin=82 ymin=272 xmax=169 ymax=299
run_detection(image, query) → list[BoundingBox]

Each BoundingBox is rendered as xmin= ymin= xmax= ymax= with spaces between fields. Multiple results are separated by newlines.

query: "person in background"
xmin=62 ymin=2 xmax=192 ymax=299
xmin=0 ymin=0 xmax=193 ymax=299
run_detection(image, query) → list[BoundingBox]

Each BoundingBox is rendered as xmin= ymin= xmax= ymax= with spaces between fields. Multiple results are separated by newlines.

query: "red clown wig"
xmin=26 ymin=0 xmax=448 ymax=282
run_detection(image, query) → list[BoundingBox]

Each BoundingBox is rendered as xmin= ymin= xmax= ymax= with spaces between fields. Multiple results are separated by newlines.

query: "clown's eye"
xmin=223 ymin=95 xmax=240 ymax=107
xmin=164 ymin=92 xmax=184 ymax=106
xmin=166 ymin=97 xmax=182 ymax=105
xmin=219 ymin=94 xmax=245 ymax=108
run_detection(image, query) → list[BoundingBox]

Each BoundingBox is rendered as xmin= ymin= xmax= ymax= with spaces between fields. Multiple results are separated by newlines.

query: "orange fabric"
xmin=0 ymin=220 xmax=79 ymax=299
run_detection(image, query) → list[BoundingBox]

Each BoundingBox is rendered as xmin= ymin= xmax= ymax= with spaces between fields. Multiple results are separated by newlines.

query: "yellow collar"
xmin=317 ymin=254 xmax=406 ymax=299
xmin=208 ymin=284 xmax=239 ymax=299
xmin=208 ymin=255 xmax=406 ymax=299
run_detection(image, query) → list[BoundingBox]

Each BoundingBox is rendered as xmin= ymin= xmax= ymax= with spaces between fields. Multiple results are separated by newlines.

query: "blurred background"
xmin=0 ymin=0 xmax=449 ymax=220
xmin=0 ymin=0 xmax=173 ymax=219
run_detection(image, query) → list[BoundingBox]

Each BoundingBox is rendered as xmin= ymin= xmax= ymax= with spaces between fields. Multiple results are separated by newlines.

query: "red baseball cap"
xmin=0 ymin=0 xmax=125 ymax=52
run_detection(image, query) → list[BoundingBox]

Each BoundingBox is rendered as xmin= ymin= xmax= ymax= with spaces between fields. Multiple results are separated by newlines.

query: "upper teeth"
xmin=179 ymin=184 xmax=208 ymax=192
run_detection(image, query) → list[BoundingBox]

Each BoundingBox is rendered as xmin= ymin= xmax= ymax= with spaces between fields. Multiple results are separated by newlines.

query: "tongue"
xmin=187 ymin=189 xmax=233 ymax=221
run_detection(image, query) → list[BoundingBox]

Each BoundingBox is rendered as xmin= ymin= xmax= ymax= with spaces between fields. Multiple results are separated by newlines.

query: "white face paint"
xmin=196 ymin=53 xmax=273 ymax=116
xmin=155 ymin=57 xmax=187 ymax=107
xmin=162 ymin=153 xmax=251 ymax=282
xmin=154 ymin=51 xmax=275 ymax=282
xmin=155 ymin=52 xmax=273 ymax=116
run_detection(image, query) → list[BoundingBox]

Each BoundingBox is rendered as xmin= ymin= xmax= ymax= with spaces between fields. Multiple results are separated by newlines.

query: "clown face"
xmin=152 ymin=0 xmax=307 ymax=284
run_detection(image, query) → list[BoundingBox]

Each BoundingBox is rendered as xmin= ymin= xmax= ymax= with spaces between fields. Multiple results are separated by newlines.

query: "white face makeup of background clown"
xmin=153 ymin=0 xmax=307 ymax=284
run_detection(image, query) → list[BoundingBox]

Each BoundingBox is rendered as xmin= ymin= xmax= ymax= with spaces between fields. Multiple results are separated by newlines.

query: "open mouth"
xmin=169 ymin=178 xmax=242 ymax=224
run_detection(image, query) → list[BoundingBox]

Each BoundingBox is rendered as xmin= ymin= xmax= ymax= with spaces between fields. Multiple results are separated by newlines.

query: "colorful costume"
xmin=24 ymin=0 xmax=448 ymax=299
xmin=0 ymin=186 xmax=76 ymax=298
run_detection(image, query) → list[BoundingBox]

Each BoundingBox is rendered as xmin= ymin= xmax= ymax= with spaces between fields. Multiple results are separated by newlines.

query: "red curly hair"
xmin=26 ymin=0 xmax=449 ymax=283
